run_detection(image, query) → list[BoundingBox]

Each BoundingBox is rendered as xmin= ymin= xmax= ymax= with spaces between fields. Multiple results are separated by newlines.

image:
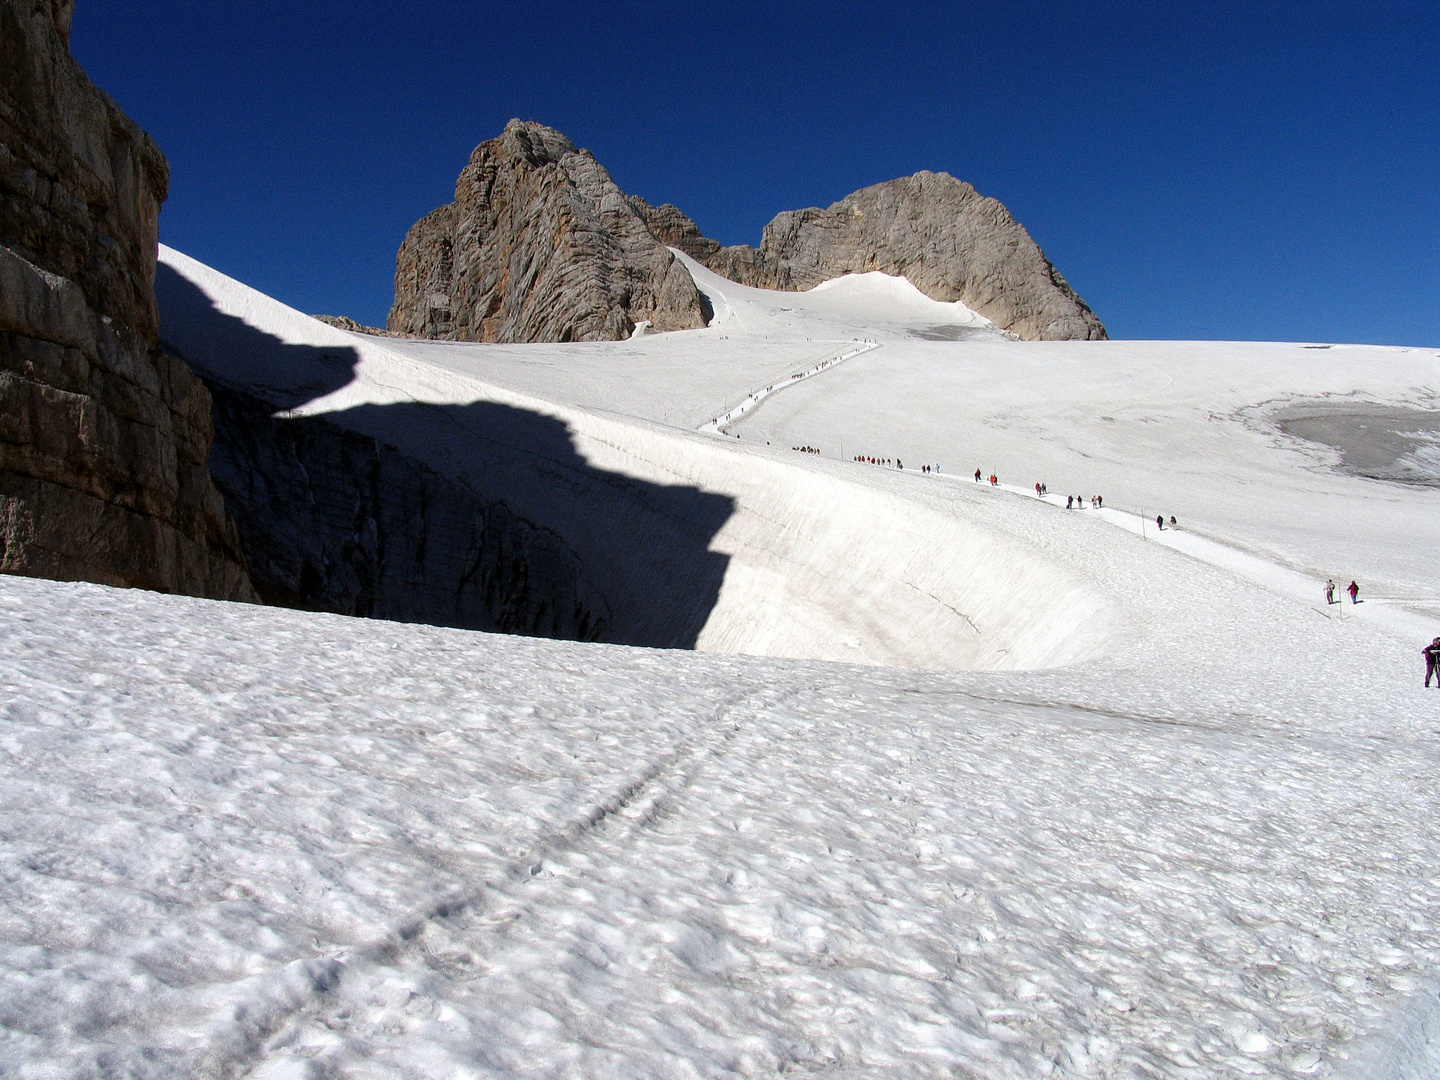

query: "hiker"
xmin=975 ymin=468 xmax=982 ymax=482
xmin=1348 ymin=580 xmax=1359 ymax=604
xmin=1036 ymin=482 xmax=1042 ymax=496
xmin=1169 ymin=516 xmax=1177 ymax=528
xmin=990 ymin=474 xmax=998 ymax=486
xmin=1067 ymin=495 xmax=1073 ymax=509
xmin=1096 ymin=495 xmax=1102 ymax=508
xmin=1425 ymin=637 xmax=1440 ymax=687
xmin=1325 ymin=579 xmax=1336 ymax=605
xmin=1041 ymin=483 xmax=1046 ymax=495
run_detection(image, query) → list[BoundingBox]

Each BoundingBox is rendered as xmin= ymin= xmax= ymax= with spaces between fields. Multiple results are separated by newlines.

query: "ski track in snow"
xmin=4 ymin=578 xmax=1440 ymax=1080
xmin=698 ymin=341 xmax=881 ymax=435
xmin=3 ymin=247 xmax=1440 ymax=1079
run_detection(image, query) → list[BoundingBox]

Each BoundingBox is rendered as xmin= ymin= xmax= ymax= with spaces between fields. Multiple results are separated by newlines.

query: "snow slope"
xmin=2 ymin=573 xmax=1438 ymax=1080
xmin=1 ymin=246 xmax=1438 ymax=1078
xmin=156 ymin=247 xmax=1117 ymax=671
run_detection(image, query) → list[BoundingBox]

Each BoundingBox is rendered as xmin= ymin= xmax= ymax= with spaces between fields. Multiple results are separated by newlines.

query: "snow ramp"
xmin=158 ymin=247 xmax=1120 ymax=672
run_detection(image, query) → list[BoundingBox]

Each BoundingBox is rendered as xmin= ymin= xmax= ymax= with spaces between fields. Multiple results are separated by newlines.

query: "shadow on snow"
xmin=156 ymin=263 xmax=734 ymax=649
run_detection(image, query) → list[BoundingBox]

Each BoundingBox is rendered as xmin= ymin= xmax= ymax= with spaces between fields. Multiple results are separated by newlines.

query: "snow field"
xmin=719 ymin=335 xmax=1440 ymax=623
xmin=2 ymin=576 xmax=1438 ymax=1079
xmin=7 ymin=244 xmax=1423 ymax=1078
xmin=697 ymin=340 xmax=879 ymax=434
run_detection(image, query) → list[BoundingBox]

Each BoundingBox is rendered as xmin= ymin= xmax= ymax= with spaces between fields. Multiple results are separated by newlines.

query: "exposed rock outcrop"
xmin=0 ymin=0 xmax=254 ymax=598
xmin=388 ymin=120 xmax=709 ymax=342
xmin=204 ymin=379 xmax=608 ymax=638
xmin=311 ymin=314 xmax=404 ymax=338
xmin=637 ymin=173 xmax=1106 ymax=341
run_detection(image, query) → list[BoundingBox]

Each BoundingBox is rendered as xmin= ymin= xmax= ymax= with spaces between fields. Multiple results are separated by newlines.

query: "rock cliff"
xmin=388 ymin=120 xmax=709 ymax=342
xmin=637 ymin=173 xmax=1106 ymax=341
xmin=0 ymin=0 xmax=254 ymax=598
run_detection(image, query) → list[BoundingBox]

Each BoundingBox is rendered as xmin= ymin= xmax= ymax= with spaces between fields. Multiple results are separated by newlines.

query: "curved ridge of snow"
xmin=157 ymin=246 xmax=1117 ymax=671
xmin=805 ymin=269 xmax=994 ymax=326
xmin=672 ymin=248 xmax=1000 ymax=339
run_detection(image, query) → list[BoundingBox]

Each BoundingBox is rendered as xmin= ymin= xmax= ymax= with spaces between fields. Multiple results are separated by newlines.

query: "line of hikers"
xmin=853 ymin=456 xmax=941 ymax=474
xmin=954 ymin=470 xmax=1440 ymax=687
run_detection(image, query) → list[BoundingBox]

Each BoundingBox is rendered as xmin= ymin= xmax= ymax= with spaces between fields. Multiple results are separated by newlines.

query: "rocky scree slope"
xmin=0 ymin=0 xmax=254 ymax=598
xmin=388 ymin=120 xmax=709 ymax=342
xmin=635 ymin=172 xmax=1106 ymax=341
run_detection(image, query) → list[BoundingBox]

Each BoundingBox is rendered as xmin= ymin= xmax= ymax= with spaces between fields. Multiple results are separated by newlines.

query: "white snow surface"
xmin=1 ymin=246 xmax=1438 ymax=1077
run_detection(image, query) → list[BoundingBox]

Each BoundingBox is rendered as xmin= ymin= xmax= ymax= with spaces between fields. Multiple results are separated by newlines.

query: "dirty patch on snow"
xmin=909 ymin=323 xmax=997 ymax=342
xmin=1270 ymin=400 xmax=1440 ymax=487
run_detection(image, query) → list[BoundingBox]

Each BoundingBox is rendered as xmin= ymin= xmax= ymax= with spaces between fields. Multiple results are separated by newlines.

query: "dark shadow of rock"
xmin=157 ymin=262 xmax=734 ymax=647
xmin=156 ymin=263 xmax=362 ymax=411
xmin=305 ymin=398 xmax=735 ymax=648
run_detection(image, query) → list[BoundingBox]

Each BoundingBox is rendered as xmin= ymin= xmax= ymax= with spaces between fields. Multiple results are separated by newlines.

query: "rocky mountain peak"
xmin=706 ymin=169 xmax=1105 ymax=341
xmin=387 ymin=120 xmax=709 ymax=342
xmin=388 ymin=121 xmax=1105 ymax=343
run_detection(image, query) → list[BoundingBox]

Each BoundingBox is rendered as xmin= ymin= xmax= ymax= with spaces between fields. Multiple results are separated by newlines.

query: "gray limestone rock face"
xmin=388 ymin=120 xmax=709 ymax=342
xmin=0 ymin=0 xmax=255 ymax=599
xmin=701 ymin=172 xmax=1105 ymax=341
xmin=628 ymin=196 xmax=722 ymax=263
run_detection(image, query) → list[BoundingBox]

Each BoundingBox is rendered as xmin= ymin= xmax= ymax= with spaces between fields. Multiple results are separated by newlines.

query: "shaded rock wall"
xmin=0 ymin=0 xmax=254 ymax=598
xmin=388 ymin=120 xmax=708 ymax=342
xmin=637 ymin=172 xmax=1106 ymax=341
xmin=205 ymin=378 xmax=608 ymax=639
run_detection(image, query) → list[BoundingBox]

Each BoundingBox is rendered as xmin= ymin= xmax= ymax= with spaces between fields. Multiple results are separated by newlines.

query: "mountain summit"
xmin=636 ymin=172 xmax=1106 ymax=341
xmin=391 ymin=120 xmax=1105 ymax=343
xmin=388 ymin=120 xmax=710 ymax=342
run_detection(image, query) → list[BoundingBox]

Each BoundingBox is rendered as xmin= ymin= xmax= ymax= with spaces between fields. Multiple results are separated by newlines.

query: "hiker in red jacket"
xmin=1347 ymin=580 xmax=1359 ymax=604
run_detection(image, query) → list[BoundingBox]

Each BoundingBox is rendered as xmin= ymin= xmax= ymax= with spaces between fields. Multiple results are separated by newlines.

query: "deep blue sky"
xmin=73 ymin=1 xmax=1437 ymax=343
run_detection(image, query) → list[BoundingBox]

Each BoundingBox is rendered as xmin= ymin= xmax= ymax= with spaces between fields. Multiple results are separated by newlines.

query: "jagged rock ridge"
xmin=0 ymin=0 xmax=254 ymax=598
xmin=391 ymin=120 xmax=1104 ymax=344
xmin=388 ymin=120 xmax=709 ymax=342
xmin=635 ymin=173 xmax=1106 ymax=341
